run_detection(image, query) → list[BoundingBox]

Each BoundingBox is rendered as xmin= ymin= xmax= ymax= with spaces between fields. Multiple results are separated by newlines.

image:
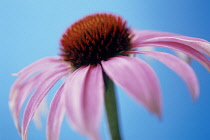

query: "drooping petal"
xmin=14 ymin=57 xmax=62 ymax=76
xmin=10 ymin=57 xmax=67 ymax=101
xmin=134 ymin=32 xmax=193 ymax=63
xmin=9 ymin=73 xmax=42 ymax=133
xmin=64 ymin=65 xmax=104 ymax=140
xmin=132 ymin=30 xmax=209 ymax=45
xmin=134 ymin=41 xmax=210 ymax=71
xmin=133 ymin=58 xmax=162 ymax=118
xmin=9 ymin=64 xmax=69 ymax=133
xmin=131 ymin=30 xmax=210 ymax=70
xmin=47 ymin=84 xmax=65 ymax=140
xmin=21 ymin=68 xmax=69 ymax=140
xmin=102 ymin=56 xmax=162 ymax=117
xmin=33 ymin=97 xmax=48 ymax=129
xmin=126 ymin=51 xmax=199 ymax=100
xmin=142 ymin=36 xmax=210 ymax=56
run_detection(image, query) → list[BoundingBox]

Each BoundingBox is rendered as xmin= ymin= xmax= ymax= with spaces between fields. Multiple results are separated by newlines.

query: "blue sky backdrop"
xmin=1 ymin=0 xmax=210 ymax=140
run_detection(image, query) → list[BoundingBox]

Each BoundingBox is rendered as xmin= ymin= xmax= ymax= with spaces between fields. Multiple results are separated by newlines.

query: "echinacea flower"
xmin=9 ymin=13 xmax=210 ymax=140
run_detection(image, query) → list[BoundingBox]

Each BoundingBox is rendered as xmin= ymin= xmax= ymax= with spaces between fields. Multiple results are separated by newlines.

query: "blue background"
xmin=1 ymin=0 xmax=210 ymax=140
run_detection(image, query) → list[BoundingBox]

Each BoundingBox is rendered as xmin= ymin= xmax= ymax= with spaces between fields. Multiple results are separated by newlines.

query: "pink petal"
xmin=47 ymin=84 xmax=65 ymax=140
xmin=126 ymin=51 xmax=199 ymax=100
xmin=21 ymin=68 xmax=69 ymax=140
xmin=132 ymin=30 xmax=209 ymax=45
xmin=9 ymin=64 xmax=69 ymax=133
xmin=14 ymin=57 xmax=63 ymax=75
xmin=134 ymin=41 xmax=210 ymax=71
xmin=131 ymin=30 xmax=210 ymax=70
xmin=102 ymin=56 xmax=162 ymax=117
xmin=9 ymin=73 xmax=42 ymax=133
xmin=64 ymin=65 xmax=104 ymax=140
xmin=10 ymin=58 xmax=68 ymax=101
xmin=33 ymin=97 xmax=48 ymax=128
xmin=143 ymin=36 xmax=210 ymax=56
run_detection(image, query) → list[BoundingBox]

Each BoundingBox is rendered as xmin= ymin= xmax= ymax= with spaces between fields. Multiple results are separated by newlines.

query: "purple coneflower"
xmin=9 ymin=13 xmax=210 ymax=140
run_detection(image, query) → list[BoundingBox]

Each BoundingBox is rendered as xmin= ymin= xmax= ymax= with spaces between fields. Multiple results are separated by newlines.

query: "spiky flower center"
xmin=60 ymin=13 xmax=133 ymax=67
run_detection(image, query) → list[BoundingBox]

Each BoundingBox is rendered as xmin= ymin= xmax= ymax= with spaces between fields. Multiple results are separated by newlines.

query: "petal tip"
xmin=192 ymin=93 xmax=199 ymax=102
xmin=11 ymin=73 xmax=18 ymax=76
xmin=148 ymin=103 xmax=162 ymax=120
xmin=153 ymin=108 xmax=162 ymax=120
xmin=157 ymin=112 xmax=162 ymax=121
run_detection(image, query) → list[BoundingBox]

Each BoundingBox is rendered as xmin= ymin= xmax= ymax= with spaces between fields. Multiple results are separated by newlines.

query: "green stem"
xmin=104 ymin=74 xmax=122 ymax=140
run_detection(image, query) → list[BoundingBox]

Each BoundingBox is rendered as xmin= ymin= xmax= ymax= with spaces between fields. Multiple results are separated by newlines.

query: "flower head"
xmin=9 ymin=13 xmax=210 ymax=140
xmin=60 ymin=13 xmax=132 ymax=67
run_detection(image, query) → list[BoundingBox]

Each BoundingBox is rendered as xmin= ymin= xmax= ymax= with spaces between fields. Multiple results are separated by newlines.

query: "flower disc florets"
xmin=60 ymin=13 xmax=133 ymax=67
